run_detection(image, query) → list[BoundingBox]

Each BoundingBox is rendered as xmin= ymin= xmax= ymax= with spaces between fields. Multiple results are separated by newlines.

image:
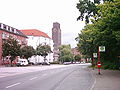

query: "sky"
xmin=0 ymin=0 xmax=85 ymax=48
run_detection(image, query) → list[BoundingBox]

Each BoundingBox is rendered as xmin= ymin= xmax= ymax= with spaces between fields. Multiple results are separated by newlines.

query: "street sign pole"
xmin=98 ymin=47 xmax=100 ymax=62
xmin=98 ymin=47 xmax=101 ymax=75
xmin=92 ymin=56 xmax=94 ymax=70
xmin=97 ymin=46 xmax=105 ymax=75
xmin=93 ymin=53 xmax=97 ymax=70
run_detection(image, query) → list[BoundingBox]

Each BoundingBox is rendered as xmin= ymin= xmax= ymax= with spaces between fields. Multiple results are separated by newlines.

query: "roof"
xmin=20 ymin=29 xmax=50 ymax=39
xmin=16 ymin=30 xmax=27 ymax=38
xmin=0 ymin=23 xmax=27 ymax=38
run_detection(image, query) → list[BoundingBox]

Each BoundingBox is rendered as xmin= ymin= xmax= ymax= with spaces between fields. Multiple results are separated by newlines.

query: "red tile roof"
xmin=20 ymin=29 xmax=50 ymax=39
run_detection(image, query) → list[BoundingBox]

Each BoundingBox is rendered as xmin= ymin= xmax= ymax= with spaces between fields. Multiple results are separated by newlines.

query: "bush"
xmin=101 ymin=62 xmax=119 ymax=70
xmin=50 ymin=61 xmax=60 ymax=64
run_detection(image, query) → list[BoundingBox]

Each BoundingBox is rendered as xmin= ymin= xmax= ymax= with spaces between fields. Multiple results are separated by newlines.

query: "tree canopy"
xmin=2 ymin=37 xmax=36 ymax=63
xmin=59 ymin=45 xmax=74 ymax=63
xmin=36 ymin=44 xmax=52 ymax=61
xmin=2 ymin=37 xmax=21 ymax=62
xmin=74 ymin=54 xmax=81 ymax=62
xmin=76 ymin=0 xmax=120 ymax=69
xmin=20 ymin=46 xmax=35 ymax=59
xmin=76 ymin=0 xmax=114 ymax=23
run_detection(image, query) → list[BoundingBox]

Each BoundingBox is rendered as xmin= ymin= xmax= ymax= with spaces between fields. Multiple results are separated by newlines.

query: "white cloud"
xmin=0 ymin=0 xmax=85 ymax=48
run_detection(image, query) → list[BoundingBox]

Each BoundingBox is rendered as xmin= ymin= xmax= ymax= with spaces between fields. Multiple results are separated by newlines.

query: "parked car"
xmin=16 ymin=59 xmax=28 ymax=66
xmin=41 ymin=62 xmax=50 ymax=65
xmin=28 ymin=62 xmax=35 ymax=65
xmin=63 ymin=62 xmax=71 ymax=65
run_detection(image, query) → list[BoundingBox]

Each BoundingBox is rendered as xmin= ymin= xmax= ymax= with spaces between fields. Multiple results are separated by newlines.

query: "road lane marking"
xmin=30 ymin=77 xmax=37 ymax=80
xmin=6 ymin=83 xmax=21 ymax=88
xmin=90 ymin=71 xmax=96 ymax=90
xmin=90 ymin=78 xmax=96 ymax=90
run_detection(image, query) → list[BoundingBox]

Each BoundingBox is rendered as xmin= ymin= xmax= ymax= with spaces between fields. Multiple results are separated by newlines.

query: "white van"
xmin=17 ymin=59 xmax=28 ymax=66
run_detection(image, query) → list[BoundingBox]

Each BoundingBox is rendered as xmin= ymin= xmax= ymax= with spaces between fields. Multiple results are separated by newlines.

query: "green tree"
xmin=74 ymin=55 xmax=81 ymax=62
xmin=20 ymin=46 xmax=35 ymax=59
xmin=76 ymin=0 xmax=120 ymax=69
xmin=76 ymin=0 xmax=113 ymax=23
xmin=76 ymin=0 xmax=98 ymax=23
xmin=36 ymin=44 xmax=52 ymax=62
xmin=93 ymin=0 xmax=120 ymax=63
xmin=76 ymin=24 xmax=98 ymax=57
xmin=2 ymin=37 xmax=21 ymax=63
xmin=59 ymin=45 xmax=74 ymax=63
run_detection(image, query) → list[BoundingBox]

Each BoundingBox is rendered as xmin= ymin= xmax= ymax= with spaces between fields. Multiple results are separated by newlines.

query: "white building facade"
xmin=20 ymin=29 xmax=54 ymax=64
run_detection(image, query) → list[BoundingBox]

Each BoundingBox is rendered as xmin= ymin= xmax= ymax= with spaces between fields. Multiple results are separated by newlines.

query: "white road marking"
xmin=30 ymin=77 xmax=37 ymax=80
xmin=90 ymin=78 xmax=96 ymax=90
xmin=90 ymin=73 xmax=96 ymax=90
xmin=6 ymin=82 xmax=21 ymax=88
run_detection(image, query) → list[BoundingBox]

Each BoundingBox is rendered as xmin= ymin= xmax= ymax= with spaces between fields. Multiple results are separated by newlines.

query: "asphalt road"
xmin=0 ymin=64 xmax=94 ymax=90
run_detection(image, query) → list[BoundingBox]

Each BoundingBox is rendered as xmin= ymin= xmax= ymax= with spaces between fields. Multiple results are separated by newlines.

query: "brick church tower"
xmin=52 ymin=22 xmax=61 ymax=61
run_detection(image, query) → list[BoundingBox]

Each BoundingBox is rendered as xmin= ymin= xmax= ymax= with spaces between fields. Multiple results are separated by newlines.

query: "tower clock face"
xmin=53 ymin=29 xmax=57 ymax=32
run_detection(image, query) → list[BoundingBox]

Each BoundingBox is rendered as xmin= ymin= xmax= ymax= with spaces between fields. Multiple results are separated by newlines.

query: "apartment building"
xmin=0 ymin=23 xmax=27 ymax=65
xmin=20 ymin=29 xmax=54 ymax=63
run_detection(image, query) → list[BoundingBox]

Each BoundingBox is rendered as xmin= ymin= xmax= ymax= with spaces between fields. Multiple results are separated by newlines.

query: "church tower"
xmin=52 ymin=22 xmax=61 ymax=61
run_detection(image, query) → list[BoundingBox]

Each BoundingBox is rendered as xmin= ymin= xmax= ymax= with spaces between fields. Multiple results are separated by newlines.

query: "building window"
xmin=3 ymin=24 xmax=6 ymax=30
xmin=2 ymin=33 xmax=5 ymax=39
xmin=2 ymin=32 xmax=7 ymax=39
xmin=8 ymin=26 xmax=11 ymax=31
xmin=12 ymin=28 xmax=14 ymax=32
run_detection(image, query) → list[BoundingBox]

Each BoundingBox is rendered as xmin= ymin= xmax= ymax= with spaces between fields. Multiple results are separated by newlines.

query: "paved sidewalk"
xmin=90 ymin=68 xmax=120 ymax=90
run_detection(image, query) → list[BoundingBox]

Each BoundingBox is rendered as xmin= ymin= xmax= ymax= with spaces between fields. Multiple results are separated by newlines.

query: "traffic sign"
xmin=97 ymin=62 xmax=101 ymax=68
xmin=93 ymin=53 xmax=97 ymax=58
xmin=99 ymin=46 xmax=105 ymax=52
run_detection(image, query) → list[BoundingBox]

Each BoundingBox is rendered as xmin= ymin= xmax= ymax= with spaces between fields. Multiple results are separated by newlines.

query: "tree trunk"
xmin=10 ymin=60 xmax=13 ymax=67
xmin=44 ymin=56 xmax=46 ymax=62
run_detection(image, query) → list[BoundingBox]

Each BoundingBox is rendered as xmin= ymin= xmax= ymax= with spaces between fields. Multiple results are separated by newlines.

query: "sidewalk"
xmin=90 ymin=68 xmax=120 ymax=90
